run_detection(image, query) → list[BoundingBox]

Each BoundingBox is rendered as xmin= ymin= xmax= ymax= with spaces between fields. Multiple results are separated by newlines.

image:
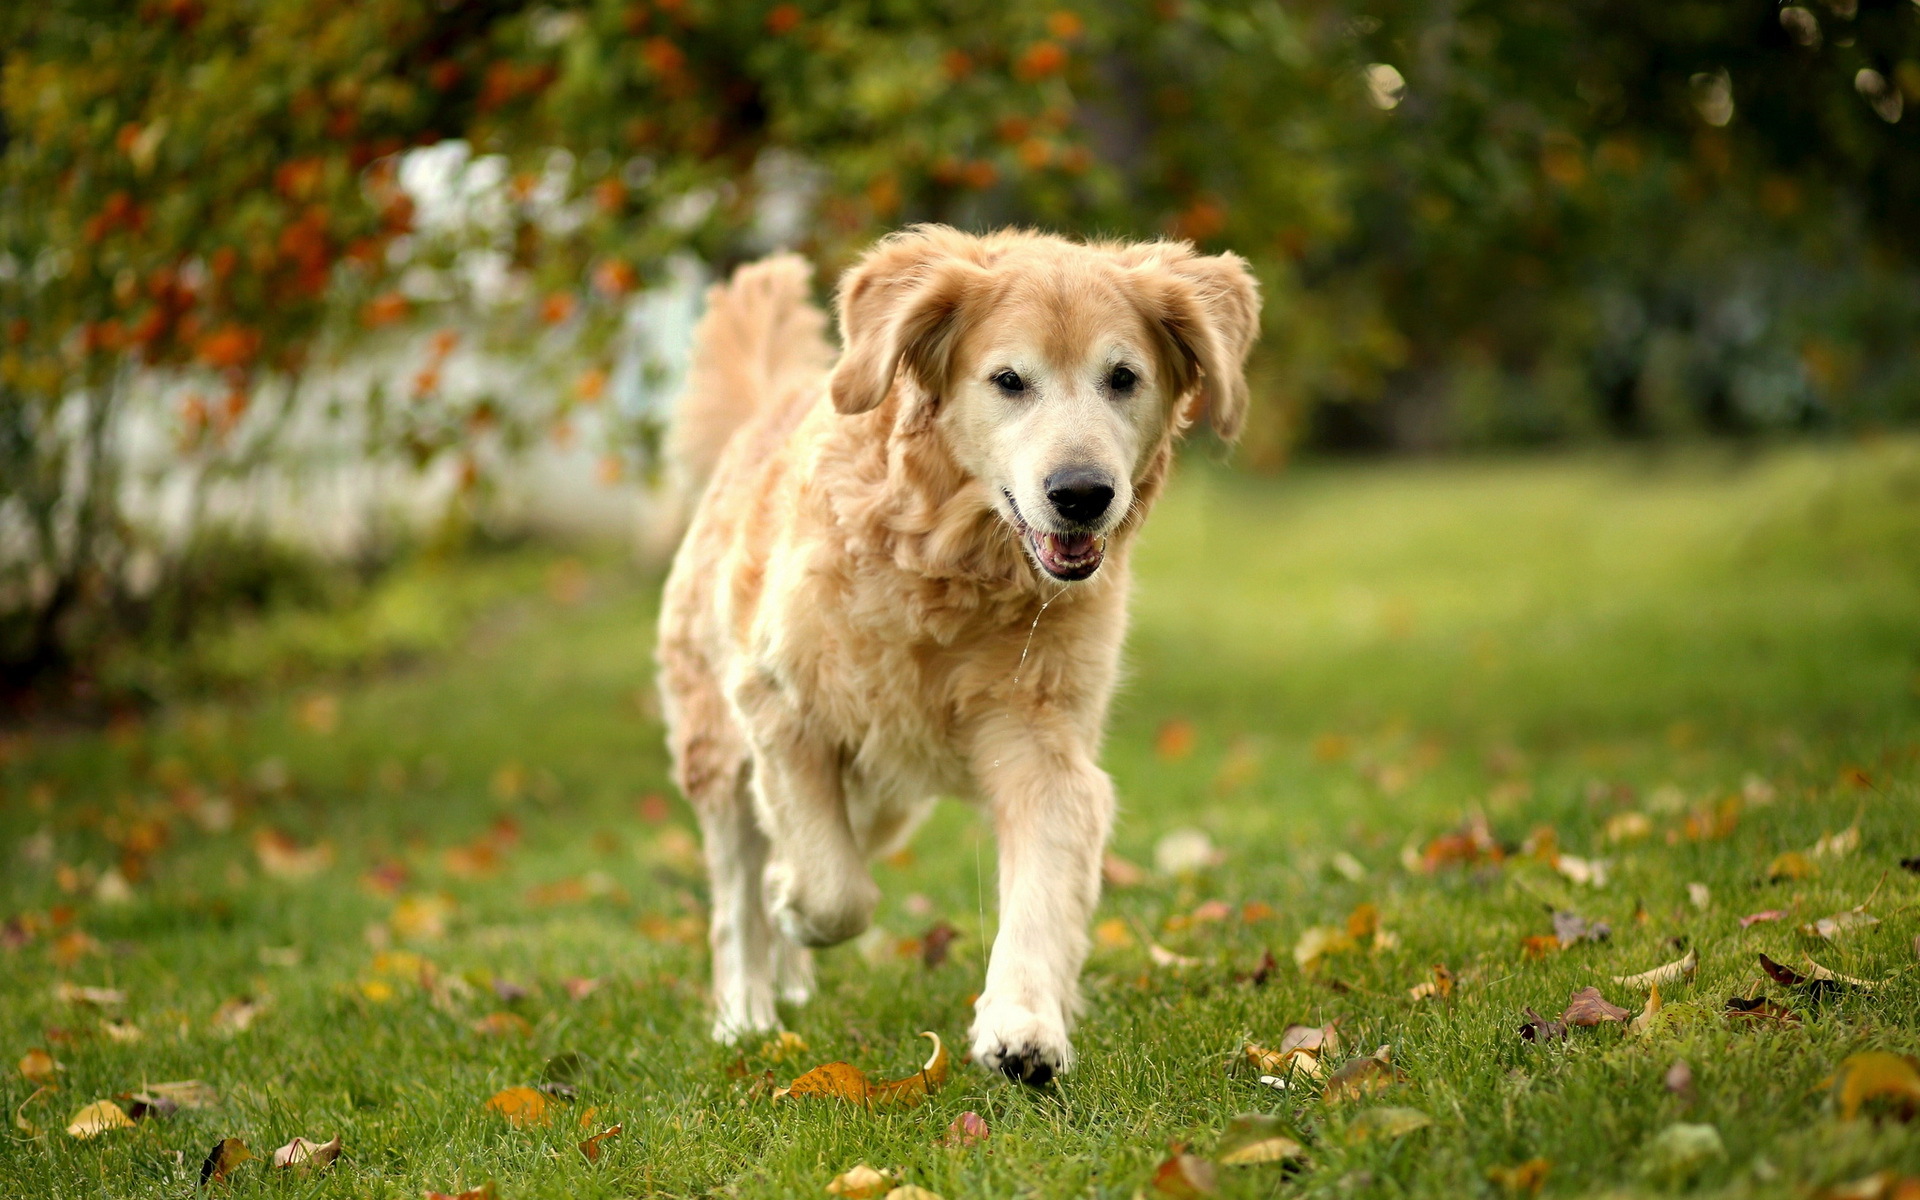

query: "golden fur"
xmin=657 ymin=226 xmax=1259 ymax=1083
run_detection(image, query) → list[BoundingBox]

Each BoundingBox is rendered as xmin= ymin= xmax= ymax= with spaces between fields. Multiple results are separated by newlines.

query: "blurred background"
xmin=3 ymin=0 xmax=1918 ymax=713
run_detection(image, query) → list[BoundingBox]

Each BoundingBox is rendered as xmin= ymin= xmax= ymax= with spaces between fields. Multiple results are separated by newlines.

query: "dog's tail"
xmin=666 ymin=253 xmax=833 ymax=499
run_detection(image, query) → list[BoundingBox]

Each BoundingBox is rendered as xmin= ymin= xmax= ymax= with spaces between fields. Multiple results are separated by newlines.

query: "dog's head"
xmin=828 ymin=226 xmax=1261 ymax=583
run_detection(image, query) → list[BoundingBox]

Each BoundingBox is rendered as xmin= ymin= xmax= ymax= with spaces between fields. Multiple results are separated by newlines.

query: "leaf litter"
xmin=776 ymin=1032 xmax=949 ymax=1109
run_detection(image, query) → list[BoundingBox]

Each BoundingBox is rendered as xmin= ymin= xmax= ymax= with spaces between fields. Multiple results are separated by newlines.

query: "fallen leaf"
xmin=1740 ymin=910 xmax=1787 ymax=928
xmin=1725 ymin=994 xmax=1801 ymax=1029
xmin=826 ymin=1163 xmax=893 ymax=1198
xmin=1346 ymin=1106 xmax=1432 ymax=1141
xmin=1149 ymin=942 xmax=1201 ymax=969
xmin=563 ymin=977 xmax=603 ymax=1001
xmin=1816 ymin=1170 xmax=1920 ymax=1200
xmin=1802 ymin=908 xmax=1879 ymax=940
xmin=1293 ymin=925 xmax=1355 ymax=971
xmin=1561 ymin=985 xmax=1630 ymax=1026
xmin=1487 ymin=1158 xmax=1552 ymax=1195
xmin=18 ymin=1048 xmax=61 ymax=1083
xmin=1832 ymin=1051 xmax=1920 ymax=1121
xmin=886 ymin=1188 xmax=945 ymax=1200
xmin=54 ymin=981 xmax=124 ymax=1007
xmin=1416 ymin=814 xmax=1505 ymax=872
xmin=1664 ymin=1059 xmax=1694 ymax=1099
xmin=761 ymin=1030 xmax=809 ymax=1062
xmin=143 ymin=1079 xmax=218 ymax=1109
xmin=1627 ymin=983 xmax=1664 ymax=1037
xmin=1324 ymin=1046 xmax=1407 ymax=1101
xmin=1520 ymin=935 xmax=1560 ymax=960
xmin=390 ymin=893 xmax=455 ymax=941
xmin=253 ymin=830 xmax=334 ymax=880
xmin=1767 ymin=851 xmax=1815 ymax=882
xmin=1811 ymin=826 xmax=1862 ymax=859
xmin=67 ymin=1100 xmax=133 ymax=1138
xmin=1094 ymin=917 xmax=1133 ymax=949
xmin=1102 ymin=852 xmax=1148 ymax=888
xmin=1278 ymin=1023 xmax=1342 ymax=1057
xmin=1611 ymin=947 xmax=1698 ymax=990
xmin=779 ymin=1032 xmax=948 ymax=1110
xmin=211 ymin=996 xmax=264 ymax=1034
xmin=485 ymin=1085 xmax=552 ymax=1128
xmin=920 ymin=922 xmax=959 ymax=969
xmin=1687 ymin=882 xmax=1711 ymax=910
xmin=1604 ymin=811 xmax=1652 ymax=843
xmin=1552 ymin=910 xmax=1611 ymax=948
xmin=1151 ymin=1145 xmax=1219 ymax=1197
xmin=14 ymin=1084 xmax=56 ymax=1137
xmin=199 ymin=1137 xmax=254 ymax=1185
xmin=1555 ymin=855 xmax=1609 ymax=887
xmin=1640 ymin=1122 xmax=1724 ymax=1182
xmin=1216 ymin=1113 xmax=1306 ymax=1164
xmin=1408 ymin=963 xmax=1455 ymax=1001
xmin=424 ymin=1186 xmax=499 ymax=1200
xmin=271 ymin=1134 xmax=341 ymax=1172
xmin=472 ymin=1012 xmax=532 ymax=1039
xmin=578 ymin=1123 xmax=622 ymax=1162
xmin=1519 ymin=1007 xmax=1567 ymax=1044
xmin=1236 ymin=948 xmax=1277 ymax=986
xmin=943 ymin=1111 xmax=989 ymax=1147
xmin=1155 ymin=828 xmax=1223 ymax=875
xmin=1156 ymin=718 xmax=1197 ymax=761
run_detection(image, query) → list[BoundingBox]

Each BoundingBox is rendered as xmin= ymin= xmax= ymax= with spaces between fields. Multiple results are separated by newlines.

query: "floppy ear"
xmin=829 ymin=229 xmax=983 ymax=416
xmin=1139 ymin=250 xmax=1262 ymax=442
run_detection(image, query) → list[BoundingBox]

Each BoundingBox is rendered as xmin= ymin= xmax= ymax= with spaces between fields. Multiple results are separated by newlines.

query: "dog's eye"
xmin=1108 ymin=366 xmax=1137 ymax=393
xmin=992 ymin=370 xmax=1026 ymax=395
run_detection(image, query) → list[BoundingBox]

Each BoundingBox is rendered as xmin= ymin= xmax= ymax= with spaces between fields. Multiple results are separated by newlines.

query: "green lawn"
xmin=4 ymin=441 xmax=1918 ymax=1199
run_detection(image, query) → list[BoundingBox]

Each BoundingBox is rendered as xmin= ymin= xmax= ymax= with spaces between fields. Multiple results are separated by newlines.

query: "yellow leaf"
xmin=778 ymin=1061 xmax=870 ymax=1104
xmin=18 ymin=1049 xmax=60 ymax=1084
xmin=1094 ymin=917 xmax=1133 ymax=949
xmin=760 ymin=1030 xmax=808 ymax=1061
xmin=485 ymin=1086 xmax=551 ymax=1128
xmin=199 ymin=1137 xmax=254 ymax=1184
xmin=578 ymin=1123 xmax=622 ymax=1163
xmin=1833 ymin=1051 xmax=1920 ymax=1121
xmin=1488 ymin=1158 xmax=1552 ymax=1195
xmin=66 ymin=1100 xmax=133 ymax=1138
xmin=826 ymin=1163 xmax=893 ymax=1198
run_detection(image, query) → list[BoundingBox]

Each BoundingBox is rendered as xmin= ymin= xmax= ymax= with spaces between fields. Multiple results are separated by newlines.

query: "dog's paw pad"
xmin=971 ymin=1004 xmax=1070 ymax=1087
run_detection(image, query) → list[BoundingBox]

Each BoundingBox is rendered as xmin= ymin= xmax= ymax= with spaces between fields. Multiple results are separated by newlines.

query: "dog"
xmin=656 ymin=226 xmax=1259 ymax=1084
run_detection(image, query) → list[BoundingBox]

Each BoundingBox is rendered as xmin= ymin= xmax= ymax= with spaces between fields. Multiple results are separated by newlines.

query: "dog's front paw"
xmin=970 ymin=1000 xmax=1072 ymax=1086
xmin=765 ymin=859 xmax=878 ymax=949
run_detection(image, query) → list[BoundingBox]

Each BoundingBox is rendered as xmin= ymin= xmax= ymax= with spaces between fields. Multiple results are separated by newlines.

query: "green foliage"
xmin=4 ymin=0 xmax=1918 ymax=684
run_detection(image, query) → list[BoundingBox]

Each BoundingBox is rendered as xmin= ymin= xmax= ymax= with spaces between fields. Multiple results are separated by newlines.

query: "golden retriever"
xmin=656 ymin=226 xmax=1259 ymax=1083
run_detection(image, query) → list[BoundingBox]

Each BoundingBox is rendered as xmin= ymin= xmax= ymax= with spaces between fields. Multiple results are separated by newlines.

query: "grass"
xmin=3 ymin=439 xmax=1918 ymax=1199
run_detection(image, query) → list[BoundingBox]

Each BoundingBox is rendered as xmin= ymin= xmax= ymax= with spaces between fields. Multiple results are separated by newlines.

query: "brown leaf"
xmin=485 ymin=1085 xmax=552 ymax=1128
xmin=1725 ymin=994 xmax=1801 ymax=1029
xmin=1560 ymin=986 xmax=1630 ymax=1027
xmin=943 ymin=1111 xmax=989 ymax=1147
xmin=779 ymin=1032 xmax=948 ymax=1111
xmin=563 ymin=976 xmax=603 ymax=1001
xmin=1740 ymin=910 xmax=1786 ymax=928
xmin=1156 ymin=718 xmax=1197 ymax=761
xmin=1216 ymin=1113 xmax=1306 ymax=1164
xmin=1833 ymin=1051 xmax=1920 ymax=1121
xmin=1278 ymin=1023 xmax=1342 ymax=1057
xmin=198 ymin=1137 xmax=253 ymax=1184
xmin=1520 ymin=935 xmax=1560 ymax=960
xmin=1324 ymin=1046 xmax=1406 ymax=1101
xmin=920 ymin=922 xmax=959 ymax=969
xmin=1487 ymin=1158 xmax=1552 ymax=1195
xmin=1551 ymin=911 xmax=1610 ymax=948
xmin=868 ymin=1032 xmax=949 ymax=1109
xmin=1408 ymin=963 xmax=1455 ymax=1001
xmin=1766 ymin=851 xmax=1815 ymax=882
xmin=1151 ymin=1145 xmax=1219 ymax=1197
xmin=1519 ymin=1007 xmax=1567 ymax=1044
xmin=252 ymin=830 xmax=333 ymax=880
xmin=53 ymin=981 xmax=124 ymax=1007
xmin=826 ymin=1163 xmax=893 ymax=1198
xmin=271 ymin=1134 xmax=341 ymax=1172
xmin=1802 ymin=908 xmax=1879 ymax=940
xmin=18 ymin=1048 xmax=60 ymax=1084
xmin=578 ymin=1123 xmax=622 ymax=1163
xmin=472 ymin=1012 xmax=532 ymax=1039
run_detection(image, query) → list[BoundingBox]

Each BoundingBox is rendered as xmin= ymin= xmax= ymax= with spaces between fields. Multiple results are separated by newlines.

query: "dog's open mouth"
xmin=1004 ymin=490 xmax=1106 ymax=581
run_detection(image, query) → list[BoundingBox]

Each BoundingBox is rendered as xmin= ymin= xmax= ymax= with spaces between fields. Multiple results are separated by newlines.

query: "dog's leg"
xmin=730 ymin=678 xmax=878 ymax=948
xmin=773 ymin=932 xmax=816 ymax=1005
xmin=699 ymin=768 xmax=782 ymax=1042
xmin=967 ymin=729 xmax=1113 ymax=1085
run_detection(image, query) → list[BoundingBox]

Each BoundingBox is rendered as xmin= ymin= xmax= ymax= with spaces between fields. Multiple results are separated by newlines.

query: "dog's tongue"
xmin=1049 ymin=532 xmax=1097 ymax=558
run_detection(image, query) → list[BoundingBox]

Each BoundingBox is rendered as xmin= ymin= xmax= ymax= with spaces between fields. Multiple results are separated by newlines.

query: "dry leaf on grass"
xmin=1102 ymin=852 xmax=1148 ymax=888
xmin=472 ymin=1012 xmax=532 ymax=1039
xmin=919 ymin=922 xmax=960 ymax=969
xmin=1408 ymin=964 xmax=1455 ymax=1001
xmin=199 ymin=1137 xmax=254 ymax=1185
xmin=1151 ymin=1144 xmax=1219 ymax=1197
xmin=1487 ymin=1158 xmax=1551 ymax=1195
xmin=18 ymin=1048 xmax=61 ymax=1083
xmin=485 ymin=1085 xmax=552 ymax=1128
xmin=943 ymin=1111 xmax=989 ymax=1148
xmin=1740 ymin=910 xmax=1787 ymax=928
xmin=1802 ymin=908 xmax=1879 ymax=940
xmin=1552 ymin=911 xmax=1610 ymax=948
xmin=271 ymin=1134 xmax=341 ymax=1172
xmin=1811 ymin=826 xmax=1862 ymax=859
xmin=1725 ymin=994 xmax=1801 ymax=1029
xmin=66 ymin=1100 xmax=133 ymax=1138
xmin=1347 ymin=1106 xmax=1432 ymax=1142
xmin=1832 ymin=1051 xmax=1920 ymax=1121
xmin=1215 ymin=1113 xmax=1305 ymax=1164
xmin=777 ymin=1032 xmax=948 ymax=1110
xmin=826 ymin=1163 xmax=893 ymax=1198
xmin=1154 ymin=828 xmax=1224 ymax=875
xmin=1611 ymin=947 xmax=1697 ymax=990
xmin=425 ymin=1185 xmax=500 ymax=1200
xmin=886 ymin=1188 xmax=945 ymax=1200
xmin=1519 ymin=1008 xmax=1567 ymax=1044
xmin=211 ymin=996 xmax=264 ymax=1034
xmin=760 ymin=1030 xmax=808 ymax=1061
xmin=101 ymin=1020 xmax=143 ymax=1043
xmin=578 ymin=1123 xmax=622 ymax=1162
xmin=1561 ymin=986 xmax=1630 ymax=1027
xmin=1817 ymin=1170 xmax=1920 ymax=1200
xmin=1767 ymin=851 xmax=1815 ymax=882
xmin=252 ymin=830 xmax=334 ymax=880
xmin=1627 ymin=984 xmax=1665 ymax=1038
xmin=1324 ymin=1046 xmax=1407 ymax=1101
xmin=1148 ymin=942 xmax=1201 ymax=969
xmin=54 ymin=981 xmax=125 ymax=1007
xmin=1759 ymin=952 xmax=1879 ymax=999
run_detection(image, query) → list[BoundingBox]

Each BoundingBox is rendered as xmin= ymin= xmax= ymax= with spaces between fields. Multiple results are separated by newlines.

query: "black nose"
xmin=1044 ymin=467 xmax=1115 ymax=525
